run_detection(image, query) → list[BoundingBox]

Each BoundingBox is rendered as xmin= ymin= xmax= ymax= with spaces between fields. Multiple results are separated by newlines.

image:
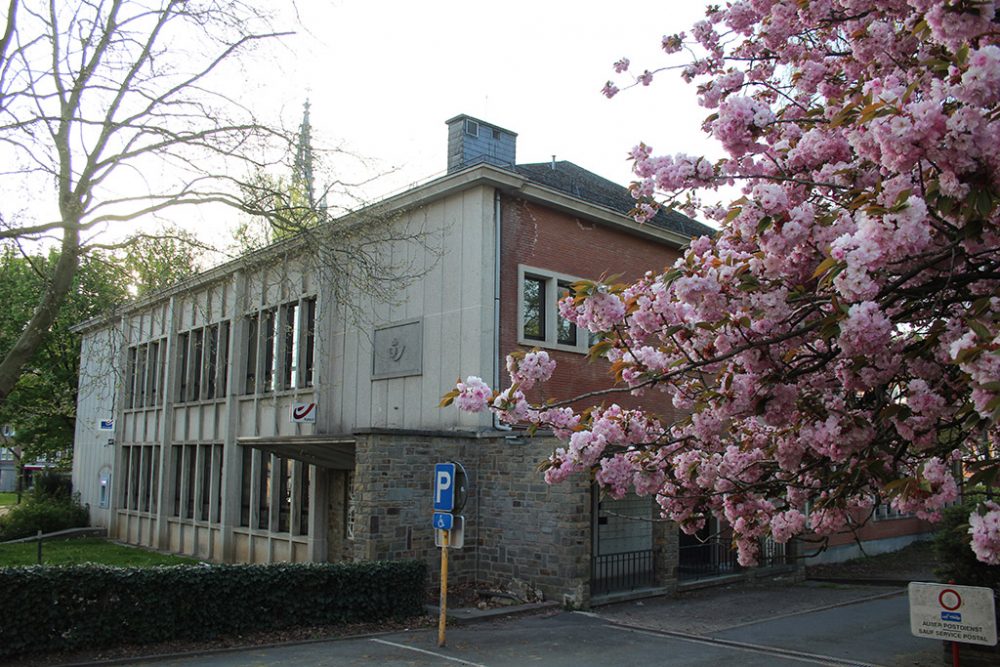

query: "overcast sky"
xmin=264 ymin=1 xmax=720 ymax=208
xmin=5 ymin=1 xmax=723 ymax=250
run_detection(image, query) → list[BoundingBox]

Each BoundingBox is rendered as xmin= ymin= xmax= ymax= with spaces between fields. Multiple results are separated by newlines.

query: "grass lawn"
xmin=0 ymin=538 xmax=204 ymax=567
xmin=0 ymin=492 xmax=18 ymax=506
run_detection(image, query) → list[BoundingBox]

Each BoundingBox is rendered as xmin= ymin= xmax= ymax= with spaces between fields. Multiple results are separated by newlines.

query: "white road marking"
xmin=717 ymin=589 xmax=903 ymax=632
xmin=603 ymin=623 xmax=884 ymax=667
xmin=369 ymin=638 xmax=490 ymax=666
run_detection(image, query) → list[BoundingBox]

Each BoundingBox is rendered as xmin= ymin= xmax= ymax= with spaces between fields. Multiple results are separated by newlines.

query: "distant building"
xmin=0 ymin=446 xmax=16 ymax=493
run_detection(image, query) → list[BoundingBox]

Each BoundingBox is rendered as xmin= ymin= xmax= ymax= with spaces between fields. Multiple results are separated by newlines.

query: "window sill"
xmin=172 ymin=397 xmax=228 ymax=408
xmin=516 ymin=337 xmax=589 ymax=356
xmin=232 ymin=527 xmax=309 ymax=541
xmin=238 ymin=387 xmax=316 ymax=400
xmin=123 ymin=405 xmax=164 ymax=414
xmin=165 ymin=516 xmax=222 ymax=527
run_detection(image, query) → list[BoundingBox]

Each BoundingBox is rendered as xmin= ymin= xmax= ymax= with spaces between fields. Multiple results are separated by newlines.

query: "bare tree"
xmin=0 ymin=0 xmax=296 ymax=403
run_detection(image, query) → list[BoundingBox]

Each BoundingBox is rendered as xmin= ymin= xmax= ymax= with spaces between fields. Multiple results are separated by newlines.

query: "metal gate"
xmin=592 ymin=491 xmax=655 ymax=596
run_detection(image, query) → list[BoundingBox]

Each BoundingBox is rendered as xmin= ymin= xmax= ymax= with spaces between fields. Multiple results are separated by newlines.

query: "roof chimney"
xmin=445 ymin=115 xmax=517 ymax=173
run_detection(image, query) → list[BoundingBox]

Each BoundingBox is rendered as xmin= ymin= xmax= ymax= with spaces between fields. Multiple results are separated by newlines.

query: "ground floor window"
xmin=169 ymin=443 xmax=224 ymax=523
xmin=239 ymin=448 xmax=311 ymax=536
xmin=119 ymin=445 xmax=160 ymax=514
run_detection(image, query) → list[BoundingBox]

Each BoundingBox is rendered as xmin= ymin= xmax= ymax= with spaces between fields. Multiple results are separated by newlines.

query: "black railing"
xmin=592 ymin=549 xmax=656 ymax=596
xmin=760 ymin=537 xmax=789 ymax=568
xmin=678 ymin=538 xmax=741 ymax=580
xmin=678 ymin=537 xmax=789 ymax=581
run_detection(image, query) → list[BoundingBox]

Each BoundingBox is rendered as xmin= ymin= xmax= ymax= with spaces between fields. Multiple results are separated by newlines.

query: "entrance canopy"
xmin=238 ymin=436 xmax=355 ymax=470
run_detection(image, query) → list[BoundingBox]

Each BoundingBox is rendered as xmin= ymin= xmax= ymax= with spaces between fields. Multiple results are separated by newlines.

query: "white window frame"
xmin=516 ymin=265 xmax=590 ymax=354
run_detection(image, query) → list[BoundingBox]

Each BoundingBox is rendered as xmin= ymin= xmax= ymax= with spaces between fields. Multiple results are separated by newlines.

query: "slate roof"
xmin=514 ymin=160 xmax=714 ymax=239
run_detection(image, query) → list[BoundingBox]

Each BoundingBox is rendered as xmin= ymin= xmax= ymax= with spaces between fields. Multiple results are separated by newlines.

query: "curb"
xmin=805 ymin=576 xmax=938 ymax=587
xmin=424 ymin=600 xmax=561 ymax=625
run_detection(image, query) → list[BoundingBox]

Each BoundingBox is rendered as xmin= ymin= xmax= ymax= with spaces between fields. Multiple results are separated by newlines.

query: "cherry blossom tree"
xmin=446 ymin=1 xmax=1000 ymax=565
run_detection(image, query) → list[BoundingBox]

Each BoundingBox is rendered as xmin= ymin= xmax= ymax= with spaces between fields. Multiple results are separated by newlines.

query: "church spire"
xmin=293 ymin=99 xmax=316 ymax=208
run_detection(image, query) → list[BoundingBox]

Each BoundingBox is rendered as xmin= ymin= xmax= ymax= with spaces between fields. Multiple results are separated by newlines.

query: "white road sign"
xmin=909 ymin=582 xmax=997 ymax=646
xmin=434 ymin=515 xmax=464 ymax=549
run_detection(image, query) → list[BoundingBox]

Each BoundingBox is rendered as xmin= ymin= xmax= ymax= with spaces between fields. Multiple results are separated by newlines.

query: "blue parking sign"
xmin=434 ymin=462 xmax=456 ymax=511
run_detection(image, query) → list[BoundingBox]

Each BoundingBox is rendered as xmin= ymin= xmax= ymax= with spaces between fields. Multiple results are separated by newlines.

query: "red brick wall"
xmin=498 ymin=195 xmax=685 ymax=417
xmin=820 ymin=515 xmax=936 ymax=548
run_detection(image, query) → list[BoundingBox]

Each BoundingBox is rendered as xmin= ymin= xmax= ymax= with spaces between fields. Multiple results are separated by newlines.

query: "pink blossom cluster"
xmin=949 ymin=324 xmax=1000 ymax=419
xmin=454 ymin=376 xmax=492 ymax=413
xmin=969 ymin=502 xmax=1000 ymax=566
xmin=891 ymin=457 xmax=960 ymax=521
xmin=506 ymin=350 xmax=556 ymax=391
xmin=557 ymin=289 xmax=626 ymax=334
xmin=710 ymin=96 xmax=774 ymax=156
xmin=450 ymin=0 xmax=1000 ymax=567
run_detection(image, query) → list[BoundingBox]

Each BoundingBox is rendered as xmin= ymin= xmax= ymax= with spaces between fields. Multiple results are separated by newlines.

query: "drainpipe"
xmin=492 ymin=190 xmax=511 ymax=433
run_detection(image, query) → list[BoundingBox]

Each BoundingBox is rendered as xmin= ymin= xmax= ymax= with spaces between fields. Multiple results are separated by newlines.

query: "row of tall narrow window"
xmin=170 ymin=444 xmax=224 ymax=523
xmin=121 ymin=443 xmax=311 ymax=538
xmin=120 ymin=445 xmax=160 ymax=513
xmin=124 ymin=340 xmax=166 ymax=409
xmin=244 ymin=297 xmax=316 ymax=394
xmin=239 ymin=448 xmax=310 ymax=535
xmin=121 ymin=443 xmax=230 ymax=524
xmin=122 ymin=296 xmax=317 ymax=409
xmin=177 ymin=322 xmax=230 ymax=403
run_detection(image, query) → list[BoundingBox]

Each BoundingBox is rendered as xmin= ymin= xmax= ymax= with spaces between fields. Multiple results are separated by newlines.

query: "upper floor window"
xmin=124 ymin=338 xmax=167 ymax=410
xmin=517 ymin=266 xmax=590 ymax=354
xmin=176 ymin=321 xmax=230 ymax=403
xmin=243 ymin=296 xmax=317 ymax=394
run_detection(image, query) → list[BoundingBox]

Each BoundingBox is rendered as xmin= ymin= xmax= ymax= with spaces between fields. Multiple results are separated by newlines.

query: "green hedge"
xmin=0 ymin=494 xmax=89 ymax=541
xmin=0 ymin=559 xmax=427 ymax=658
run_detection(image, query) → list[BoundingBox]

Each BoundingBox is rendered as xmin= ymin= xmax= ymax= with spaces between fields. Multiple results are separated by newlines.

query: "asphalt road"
xmin=118 ymin=584 xmax=943 ymax=667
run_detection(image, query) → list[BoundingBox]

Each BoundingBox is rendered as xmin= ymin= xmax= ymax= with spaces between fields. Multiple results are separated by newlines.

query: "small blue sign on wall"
xmin=98 ymin=419 xmax=114 ymax=431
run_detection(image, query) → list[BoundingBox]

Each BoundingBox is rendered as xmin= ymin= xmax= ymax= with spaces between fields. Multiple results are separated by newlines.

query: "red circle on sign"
xmin=938 ymin=589 xmax=962 ymax=611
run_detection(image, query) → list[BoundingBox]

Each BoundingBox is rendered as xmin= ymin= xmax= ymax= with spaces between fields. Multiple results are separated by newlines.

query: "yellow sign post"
xmin=438 ymin=528 xmax=449 ymax=647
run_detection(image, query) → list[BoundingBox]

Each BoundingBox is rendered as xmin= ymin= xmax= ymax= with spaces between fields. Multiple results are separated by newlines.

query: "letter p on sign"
xmin=434 ymin=462 xmax=455 ymax=512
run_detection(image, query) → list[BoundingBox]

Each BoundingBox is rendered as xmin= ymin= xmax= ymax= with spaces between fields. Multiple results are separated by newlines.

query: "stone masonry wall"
xmin=350 ymin=431 xmax=595 ymax=606
xmin=475 ymin=435 xmax=592 ymax=607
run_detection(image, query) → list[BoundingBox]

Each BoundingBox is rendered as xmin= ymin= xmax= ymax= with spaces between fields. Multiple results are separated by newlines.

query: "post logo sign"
xmin=909 ymin=582 xmax=997 ymax=646
xmin=434 ymin=462 xmax=456 ymax=512
xmin=98 ymin=419 xmax=114 ymax=431
xmin=290 ymin=402 xmax=317 ymax=423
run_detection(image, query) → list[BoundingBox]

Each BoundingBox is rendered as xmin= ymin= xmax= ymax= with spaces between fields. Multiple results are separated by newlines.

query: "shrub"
xmin=30 ymin=470 xmax=73 ymax=500
xmin=933 ymin=501 xmax=1000 ymax=591
xmin=0 ymin=559 xmax=427 ymax=658
xmin=0 ymin=494 xmax=89 ymax=541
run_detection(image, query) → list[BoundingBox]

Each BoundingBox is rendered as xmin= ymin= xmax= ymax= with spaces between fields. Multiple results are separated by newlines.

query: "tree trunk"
xmin=0 ymin=230 xmax=80 ymax=404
